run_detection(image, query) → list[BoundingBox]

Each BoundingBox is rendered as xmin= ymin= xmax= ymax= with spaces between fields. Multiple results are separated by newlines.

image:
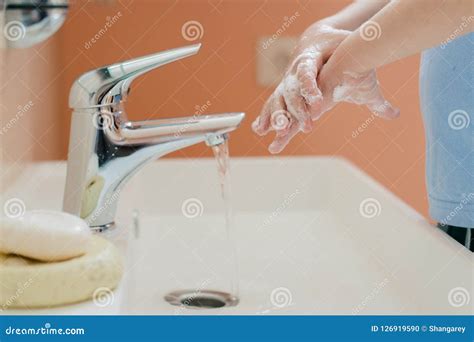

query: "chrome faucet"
xmin=63 ymin=44 xmax=245 ymax=231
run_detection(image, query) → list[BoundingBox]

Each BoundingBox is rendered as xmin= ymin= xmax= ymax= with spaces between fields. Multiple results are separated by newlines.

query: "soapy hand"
xmin=316 ymin=68 xmax=400 ymax=120
xmin=253 ymin=24 xmax=400 ymax=154
xmin=252 ymin=24 xmax=351 ymax=154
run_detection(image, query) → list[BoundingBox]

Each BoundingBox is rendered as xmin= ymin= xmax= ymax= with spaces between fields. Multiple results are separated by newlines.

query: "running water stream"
xmin=211 ymin=139 xmax=240 ymax=299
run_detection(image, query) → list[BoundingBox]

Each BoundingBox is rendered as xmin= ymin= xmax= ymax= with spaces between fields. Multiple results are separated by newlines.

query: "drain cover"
xmin=165 ymin=290 xmax=239 ymax=309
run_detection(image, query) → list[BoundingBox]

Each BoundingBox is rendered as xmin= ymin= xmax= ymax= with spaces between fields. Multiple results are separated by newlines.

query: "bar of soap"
xmin=0 ymin=210 xmax=91 ymax=261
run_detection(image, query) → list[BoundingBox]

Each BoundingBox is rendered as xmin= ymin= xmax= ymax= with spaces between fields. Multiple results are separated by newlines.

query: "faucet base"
xmin=90 ymin=222 xmax=116 ymax=233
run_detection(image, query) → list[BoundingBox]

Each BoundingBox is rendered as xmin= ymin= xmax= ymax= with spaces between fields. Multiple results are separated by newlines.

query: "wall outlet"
xmin=256 ymin=36 xmax=298 ymax=87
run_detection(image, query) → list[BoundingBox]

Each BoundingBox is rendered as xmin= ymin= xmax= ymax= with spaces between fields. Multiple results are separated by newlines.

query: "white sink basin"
xmin=3 ymin=157 xmax=472 ymax=315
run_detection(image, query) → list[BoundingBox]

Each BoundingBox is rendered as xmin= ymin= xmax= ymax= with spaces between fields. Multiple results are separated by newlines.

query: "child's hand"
xmin=252 ymin=24 xmax=351 ymax=154
xmin=315 ymin=67 xmax=400 ymax=121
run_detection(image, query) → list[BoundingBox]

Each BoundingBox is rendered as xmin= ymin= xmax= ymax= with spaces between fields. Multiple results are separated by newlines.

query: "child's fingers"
xmin=367 ymin=98 xmax=400 ymax=119
xmin=296 ymin=57 xmax=323 ymax=107
xmin=284 ymin=90 xmax=312 ymax=133
xmin=252 ymin=92 xmax=284 ymax=136
xmin=268 ymin=123 xmax=300 ymax=154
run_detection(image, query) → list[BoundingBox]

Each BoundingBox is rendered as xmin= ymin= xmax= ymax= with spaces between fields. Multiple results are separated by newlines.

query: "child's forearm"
xmin=318 ymin=0 xmax=391 ymax=31
xmin=294 ymin=1 xmax=391 ymax=68
xmin=326 ymin=0 xmax=473 ymax=75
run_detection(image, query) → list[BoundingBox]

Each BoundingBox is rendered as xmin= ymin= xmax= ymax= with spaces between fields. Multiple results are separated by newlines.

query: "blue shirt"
xmin=419 ymin=32 xmax=474 ymax=227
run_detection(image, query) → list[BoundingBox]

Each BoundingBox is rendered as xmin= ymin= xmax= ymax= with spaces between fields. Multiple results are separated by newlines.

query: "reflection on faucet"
xmin=63 ymin=44 xmax=245 ymax=231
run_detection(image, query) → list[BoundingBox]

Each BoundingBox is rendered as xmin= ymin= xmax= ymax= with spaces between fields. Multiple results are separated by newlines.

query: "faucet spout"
xmin=115 ymin=113 xmax=244 ymax=145
xmin=63 ymin=45 xmax=245 ymax=231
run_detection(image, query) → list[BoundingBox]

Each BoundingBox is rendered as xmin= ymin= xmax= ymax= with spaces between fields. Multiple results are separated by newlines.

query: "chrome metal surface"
xmin=92 ymin=222 xmax=115 ymax=233
xmin=2 ymin=0 xmax=68 ymax=48
xmin=63 ymin=44 xmax=245 ymax=229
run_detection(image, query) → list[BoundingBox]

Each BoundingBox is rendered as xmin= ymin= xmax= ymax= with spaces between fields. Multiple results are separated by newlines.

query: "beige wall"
xmin=0 ymin=0 xmax=430 ymax=220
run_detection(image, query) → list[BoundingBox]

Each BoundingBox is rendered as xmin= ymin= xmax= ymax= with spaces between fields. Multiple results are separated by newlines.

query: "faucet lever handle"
xmin=69 ymin=44 xmax=201 ymax=110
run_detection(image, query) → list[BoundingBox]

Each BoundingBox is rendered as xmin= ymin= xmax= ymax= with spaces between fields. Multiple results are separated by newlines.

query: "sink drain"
xmin=165 ymin=290 xmax=239 ymax=309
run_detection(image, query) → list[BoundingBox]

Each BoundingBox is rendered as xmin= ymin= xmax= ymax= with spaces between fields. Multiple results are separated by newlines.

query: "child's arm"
xmin=253 ymin=0 xmax=391 ymax=154
xmin=329 ymin=0 xmax=472 ymax=74
xmin=317 ymin=0 xmax=391 ymax=31
xmin=313 ymin=0 xmax=473 ymax=119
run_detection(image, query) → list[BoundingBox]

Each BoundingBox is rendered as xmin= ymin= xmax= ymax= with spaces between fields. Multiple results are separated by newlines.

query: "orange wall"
xmin=3 ymin=0 xmax=429 ymax=219
xmin=0 ymin=34 xmax=62 ymax=187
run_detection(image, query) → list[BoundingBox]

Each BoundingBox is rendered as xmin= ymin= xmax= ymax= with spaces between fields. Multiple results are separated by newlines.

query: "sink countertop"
xmin=2 ymin=157 xmax=472 ymax=315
